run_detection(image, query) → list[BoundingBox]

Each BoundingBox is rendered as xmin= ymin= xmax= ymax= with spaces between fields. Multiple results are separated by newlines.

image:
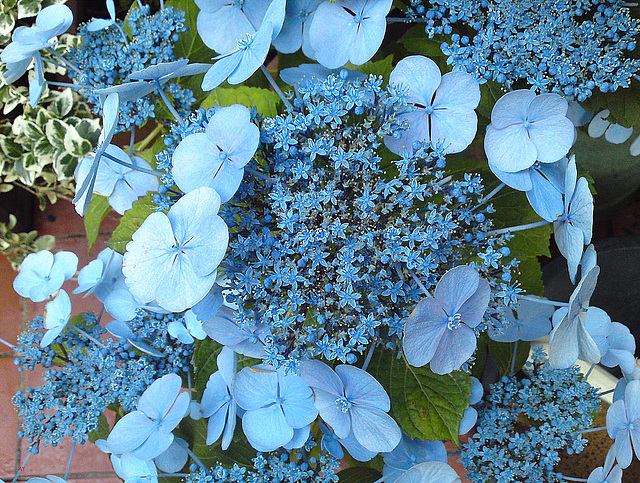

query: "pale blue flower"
xmin=201 ymin=347 xmax=237 ymax=449
xmin=122 ymin=187 xmax=229 ymax=312
xmin=300 ymin=359 xmax=401 ymax=452
xmin=488 ymin=297 xmax=554 ymax=343
xmin=272 ymin=0 xmax=323 ymax=55
xmin=395 ymin=461 xmax=461 ymax=483
xmin=234 ymin=364 xmax=317 ymax=451
xmin=279 ymin=63 xmax=366 ymax=87
xmin=459 ymin=376 xmax=483 ymax=435
xmin=201 ymin=306 xmax=271 ymax=358
xmin=382 ymin=433 xmax=446 ymax=483
xmin=587 ymin=448 xmax=622 ymax=483
xmin=308 ymin=0 xmax=393 ymax=69
xmin=1 ymin=4 xmax=73 ymax=83
xmin=171 ymin=104 xmax=259 ymax=202
xmin=553 ymin=156 xmax=594 ymax=282
xmin=154 ymin=438 xmax=188 ymax=473
xmin=41 ymin=290 xmax=71 ymax=347
xmin=583 ymin=308 xmax=636 ymax=374
xmin=13 ymin=250 xmax=78 ymax=302
xmin=86 ymin=0 xmax=116 ymax=32
xmin=385 ymin=55 xmax=480 ymax=155
xmin=110 ymin=452 xmax=158 ymax=483
xmin=167 ymin=310 xmax=207 ymax=344
xmin=105 ymin=320 xmax=163 ymax=357
xmin=25 ymin=476 xmax=68 ymax=483
xmin=403 ymin=265 xmax=490 ymax=374
xmin=607 ymin=380 xmax=640 ymax=469
xmin=106 ymin=373 xmax=190 ymax=460
xmin=548 ymin=266 xmax=601 ymax=369
xmin=484 ymin=90 xmax=574 ymax=173
xmin=75 ymin=144 xmax=158 ymax=215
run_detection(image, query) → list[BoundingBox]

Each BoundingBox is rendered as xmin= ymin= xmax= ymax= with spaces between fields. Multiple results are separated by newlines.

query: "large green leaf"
xmin=337 ymin=467 xmax=383 ymax=483
xmin=84 ymin=195 xmax=112 ymax=253
xmin=399 ymin=25 xmax=448 ymax=60
xmin=107 ymin=194 xmax=156 ymax=254
xmin=367 ymin=348 xmax=470 ymax=444
xmin=473 ymin=333 xmax=531 ymax=378
xmin=87 ymin=414 xmax=110 ymax=443
xmin=581 ymin=78 xmax=640 ymax=128
xmin=348 ymin=55 xmax=394 ymax=84
xmin=201 ymin=86 xmax=281 ymax=118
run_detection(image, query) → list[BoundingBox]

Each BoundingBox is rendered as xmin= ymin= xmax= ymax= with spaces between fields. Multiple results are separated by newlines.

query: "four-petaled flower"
xmin=13 ymin=250 xmax=78 ymax=302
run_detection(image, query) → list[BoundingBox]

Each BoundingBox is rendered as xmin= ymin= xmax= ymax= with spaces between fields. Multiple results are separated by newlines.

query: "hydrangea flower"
xmin=300 ymin=359 xmax=401 ymax=452
xmin=167 ymin=310 xmax=207 ymax=345
xmin=1 ymin=4 xmax=73 ymax=83
xmin=201 ymin=306 xmax=271 ymax=358
xmin=279 ymin=63 xmax=367 ymax=88
xmin=87 ymin=0 xmax=116 ymax=32
xmin=272 ymin=0 xmax=323 ymax=55
xmin=25 ymin=477 xmax=68 ymax=483
xmin=607 ymin=380 xmax=640 ymax=468
xmin=484 ymin=90 xmax=574 ymax=173
xmin=488 ymin=296 xmax=554 ymax=343
xmin=171 ymin=104 xmax=259 ymax=202
xmin=13 ymin=250 xmax=78 ymax=302
xmin=403 ymin=265 xmax=490 ymax=374
xmin=548 ymin=266 xmax=601 ymax=369
xmin=583 ymin=307 xmax=636 ymax=374
xmin=122 ymin=187 xmax=229 ymax=312
xmin=553 ymin=156 xmax=594 ymax=282
xmin=587 ymin=449 xmax=622 ymax=483
xmin=41 ymin=290 xmax=71 ymax=348
xmin=106 ymin=373 xmax=190 ymax=460
xmin=384 ymin=55 xmax=480 ymax=155
xmin=75 ymin=145 xmax=158 ymax=215
xmin=382 ymin=434 xmax=446 ymax=483
xmin=588 ymin=109 xmax=634 ymax=144
xmin=233 ymin=364 xmax=317 ymax=451
xmin=395 ymin=461 xmax=461 ymax=483
xmin=201 ymin=347 xmax=237 ymax=449
xmin=308 ymin=0 xmax=393 ymax=69
xmin=110 ymin=452 xmax=158 ymax=483
xmin=459 ymin=376 xmax=483 ymax=435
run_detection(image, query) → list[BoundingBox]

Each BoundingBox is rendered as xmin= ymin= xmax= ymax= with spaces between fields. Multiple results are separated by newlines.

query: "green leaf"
xmin=12 ymin=117 xmax=43 ymax=143
xmin=473 ymin=334 xmax=531 ymax=378
xmin=107 ymin=194 xmax=156 ymax=254
xmin=514 ymin=256 xmax=544 ymax=296
xmin=348 ymin=55 xmax=394 ymax=84
xmin=63 ymin=124 xmax=92 ymax=157
xmin=200 ymin=86 xmax=281 ymax=118
xmin=0 ymin=135 xmax=23 ymax=159
xmin=17 ymin=0 xmax=42 ymax=18
xmin=84 ymin=195 xmax=112 ymax=253
xmin=49 ymin=88 xmax=74 ymax=118
xmin=87 ymin=414 xmax=110 ymax=443
xmin=399 ymin=26 xmax=448 ymax=59
xmin=337 ymin=467 xmax=383 ymax=483
xmin=367 ymin=348 xmax=471 ymax=444
xmin=45 ymin=118 xmax=68 ymax=151
xmin=477 ymin=80 xmax=506 ymax=120
xmin=581 ymin=79 xmax=640 ymax=128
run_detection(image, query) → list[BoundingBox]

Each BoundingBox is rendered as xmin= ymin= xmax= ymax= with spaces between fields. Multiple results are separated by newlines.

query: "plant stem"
xmin=485 ymin=220 xmax=550 ymax=237
xmin=585 ymin=363 xmax=596 ymax=380
xmin=102 ymin=152 xmax=163 ymax=176
xmin=518 ymin=294 xmax=569 ymax=307
xmin=598 ymin=388 xmax=615 ymax=397
xmin=11 ymin=451 xmax=31 ymax=483
xmin=47 ymin=47 xmax=83 ymax=76
xmin=69 ymin=324 xmax=105 ymax=348
xmin=386 ymin=17 xmax=430 ymax=23
xmin=408 ymin=267 xmax=431 ymax=297
xmin=245 ymin=166 xmax=274 ymax=183
xmin=362 ymin=342 xmax=376 ymax=371
xmin=0 ymin=336 xmax=16 ymax=350
xmin=155 ymin=79 xmax=183 ymax=123
xmin=579 ymin=426 xmax=607 ymax=434
xmin=137 ymin=124 xmax=163 ymax=151
xmin=509 ymin=340 xmax=519 ymax=375
xmin=477 ymin=182 xmax=505 ymax=206
xmin=260 ymin=65 xmax=293 ymax=111
xmin=128 ymin=126 xmax=136 ymax=157
xmin=45 ymin=81 xmax=91 ymax=90
xmin=185 ymin=446 xmax=206 ymax=470
xmin=64 ymin=439 xmax=76 ymax=480
xmin=561 ymin=477 xmax=588 ymax=482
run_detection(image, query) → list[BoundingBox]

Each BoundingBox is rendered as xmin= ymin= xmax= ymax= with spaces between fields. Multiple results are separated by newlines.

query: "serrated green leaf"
xmin=84 ymin=195 xmax=112 ymax=253
xmin=337 ymin=467 xmax=383 ymax=483
xmin=201 ymin=86 xmax=281 ymax=118
xmin=45 ymin=118 xmax=68 ymax=151
xmin=107 ymin=194 xmax=156 ymax=254
xmin=87 ymin=414 xmax=110 ymax=443
xmin=367 ymin=348 xmax=470 ymax=444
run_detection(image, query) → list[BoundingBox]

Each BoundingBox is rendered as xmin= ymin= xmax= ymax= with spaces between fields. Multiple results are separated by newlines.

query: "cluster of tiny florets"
xmin=406 ymin=0 xmax=640 ymax=100
xmin=12 ymin=312 xmax=190 ymax=453
xmin=461 ymin=347 xmax=600 ymax=483
xmin=185 ymin=448 xmax=340 ymax=483
xmin=156 ymin=74 xmax=516 ymax=372
xmin=67 ymin=4 xmax=192 ymax=130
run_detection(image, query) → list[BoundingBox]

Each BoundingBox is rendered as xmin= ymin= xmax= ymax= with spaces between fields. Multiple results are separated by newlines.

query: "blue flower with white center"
xmin=403 ymin=265 xmax=490 ymax=375
xmin=171 ymin=104 xmax=259 ymax=202
xmin=607 ymin=380 xmax=640 ymax=469
xmin=382 ymin=433 xmax=446 ymax=483
xmin=41 ymin=290 xmax=72 ymax=348
xmin=201 ymin=347 xmax=237 ymax=449
xmin=300 ymin=359 xmax=401 ymax=452
xmin=75 ymin=145 xmax=158 ymax=215
xmin=384 ymin=55 xmax=480 ymax=155
xmin=233 ymin=364 xmax=317 ymax=452
xmin=106 ymin=373 xmax=190 ymax=461
xmin=548 ymin=266 xmax=601 ymax=369
xmin=122 ymin=187 xmax=229 ymax=312
xmin=484 ymin=90 xmax=574 ymax=173
xmin=308 ymin=0 xmax=393 ymax=69
xmin=553 ymin=156 xmax=594 ymax=283
xmin=13 ymin=250 xmax=78 ymax=303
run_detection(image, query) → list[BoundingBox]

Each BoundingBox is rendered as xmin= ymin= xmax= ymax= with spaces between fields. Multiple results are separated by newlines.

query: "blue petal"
xmin=429 ymin=323 xmax=477 ymax=375
xmin=526 ymin=169 xmax=564 ymax=222
xmin=434 ymin=265 xmax=480 ymax=317
xmin=242 ymin=404 xmax=293 ymax=452
xmin=336 ymin=364 xmax=390 ymax=411
xmin=234 ymin=366 xmax=278 ymax=410
xmin=350 ymin=405 xmax=401 ymax=453
xmin=138 ymin=374 xmax=182 ymax=421
xmin=395 ymin=462 xmax=461 ymax=483
xmin=106 ymin=411 xmax=155 ymax=454
xmin=403 ymin=298 xmax=448 ymax=367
